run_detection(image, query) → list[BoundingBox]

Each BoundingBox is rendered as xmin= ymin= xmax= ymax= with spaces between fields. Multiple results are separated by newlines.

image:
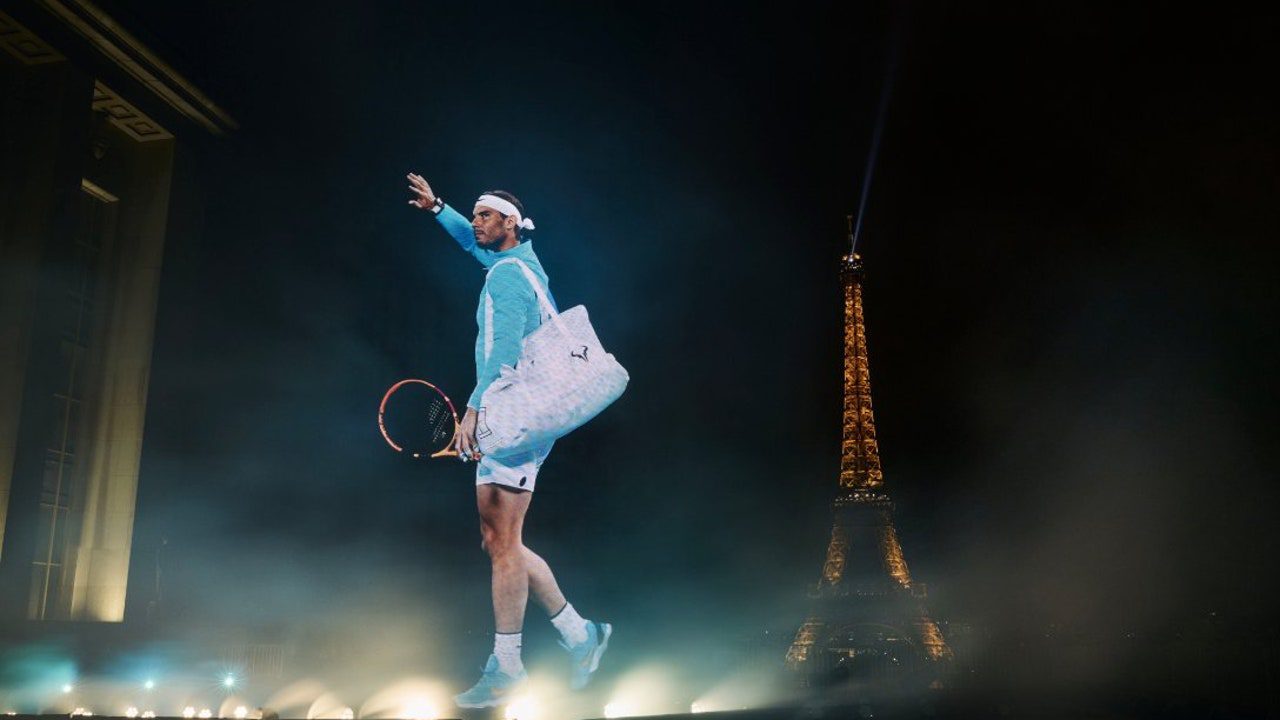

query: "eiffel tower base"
xmin=786 ymin=585 xmax=954 ymax=698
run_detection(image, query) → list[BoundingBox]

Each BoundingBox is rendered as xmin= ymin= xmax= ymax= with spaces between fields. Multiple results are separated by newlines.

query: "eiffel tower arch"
xmin=786 ymin=247 xmax=952 ymax=690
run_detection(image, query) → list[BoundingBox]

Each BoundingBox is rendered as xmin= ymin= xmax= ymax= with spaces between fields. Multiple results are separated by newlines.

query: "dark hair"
xmin=482 ymin=189 xmax=528 ymax=237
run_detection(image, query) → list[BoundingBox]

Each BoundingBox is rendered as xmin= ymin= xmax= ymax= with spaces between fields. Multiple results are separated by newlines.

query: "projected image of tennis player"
xmin=407 ymin=173 xmax=612 ymax=708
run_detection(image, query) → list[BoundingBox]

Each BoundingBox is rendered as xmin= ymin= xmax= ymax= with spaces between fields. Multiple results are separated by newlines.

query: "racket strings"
xmin=379 ymin=378 xmax=458 ymax=457
xmin=426 ymin=398 xmax=454 ymax=445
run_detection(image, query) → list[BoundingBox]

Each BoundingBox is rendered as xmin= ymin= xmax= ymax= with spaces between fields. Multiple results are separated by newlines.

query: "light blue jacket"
xmin=433 ymin=204 xmax=557 ymax=410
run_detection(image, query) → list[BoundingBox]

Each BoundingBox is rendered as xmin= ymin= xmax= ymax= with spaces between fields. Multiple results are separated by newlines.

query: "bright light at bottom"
xmin=125 ymin=708 xmax=139 ymax=718
xmin=182 ymin=707 xmax=196 ymax=719
xmin=503 ymin=695 xmax=540 ymax=720
xmin=142 ymin=713 xmax=156 ymax=719
xmin=234 ymin=707 xmax=248 ymax=719
xmin=690 ymin=701 xmax=705 ymax=714
xmin=604 ymin=701 xmax=640 ymax=718
xmin=339 ymin=709 xmax=354 ymax=720
xmin=198 ymin=709 xmax=212 ymax=719
xmin=399 ymin=697 xmax=438 ymax=720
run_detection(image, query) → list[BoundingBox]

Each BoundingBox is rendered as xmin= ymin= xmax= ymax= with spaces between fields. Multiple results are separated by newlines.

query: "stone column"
xmin=66 ymin=127 xmax=175 ymax=622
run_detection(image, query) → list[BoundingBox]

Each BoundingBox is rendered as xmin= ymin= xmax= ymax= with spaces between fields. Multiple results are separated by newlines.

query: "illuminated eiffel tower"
xmin=785 ymin=221 xmax=952 ymax=685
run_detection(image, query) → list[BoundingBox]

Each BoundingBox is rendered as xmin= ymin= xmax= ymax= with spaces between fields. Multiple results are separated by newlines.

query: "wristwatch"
xmin=430 ymin=197 xmax=444 ymax=215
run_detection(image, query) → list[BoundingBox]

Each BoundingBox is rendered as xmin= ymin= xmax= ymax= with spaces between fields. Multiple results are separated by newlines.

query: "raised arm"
xmin=406 ymin=172 xmax=491 ymax=266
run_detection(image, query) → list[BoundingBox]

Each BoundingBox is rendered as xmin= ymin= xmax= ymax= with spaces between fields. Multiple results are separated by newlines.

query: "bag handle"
xmin=484 ymin=258 xmax=575 ymax=350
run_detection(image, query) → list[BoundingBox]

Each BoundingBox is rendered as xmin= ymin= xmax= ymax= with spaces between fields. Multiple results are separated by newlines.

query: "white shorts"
xmin=476 ymin=441 xmax=553 ymax=492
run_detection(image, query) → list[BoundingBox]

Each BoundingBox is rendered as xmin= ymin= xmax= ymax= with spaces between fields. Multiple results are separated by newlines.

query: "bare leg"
xmin=524 ymin=546 xmax=568 ymax=614
xmin=477 ymin=484 xmax=532 ymax=633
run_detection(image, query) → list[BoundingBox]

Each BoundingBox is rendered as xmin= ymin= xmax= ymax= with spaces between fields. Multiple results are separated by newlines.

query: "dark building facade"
xmin=0 ymin=0 xmax=233 ymax=622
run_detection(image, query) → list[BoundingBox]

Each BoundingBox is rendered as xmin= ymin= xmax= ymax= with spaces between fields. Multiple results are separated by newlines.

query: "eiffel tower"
xmin=785 ymin=221 xmax=952 ymax=685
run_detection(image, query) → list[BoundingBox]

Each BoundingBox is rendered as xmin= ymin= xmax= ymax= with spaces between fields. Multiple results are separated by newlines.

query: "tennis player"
xmin=407 ymin=173 xmax=612 ymax=707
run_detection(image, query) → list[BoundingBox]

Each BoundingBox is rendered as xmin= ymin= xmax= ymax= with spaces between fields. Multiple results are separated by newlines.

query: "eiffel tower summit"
xmin=786 ymin=220 xmax=953 ymax=687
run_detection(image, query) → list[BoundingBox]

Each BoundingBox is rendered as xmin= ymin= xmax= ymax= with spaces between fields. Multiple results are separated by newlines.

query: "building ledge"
xmin=36 ymin=0 xmax=237 ymax=136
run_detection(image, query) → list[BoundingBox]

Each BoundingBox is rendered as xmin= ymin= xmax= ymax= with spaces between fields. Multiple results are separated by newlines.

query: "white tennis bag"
xmin=475 ymin=258 xmax=629 ymax=458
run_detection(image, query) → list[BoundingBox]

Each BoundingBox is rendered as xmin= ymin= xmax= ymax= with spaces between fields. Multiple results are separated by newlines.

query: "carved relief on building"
xmin=0 ymin=11 xmax=66 ymax=65
xmin=92 ymin=81 xmax=173 ymax=142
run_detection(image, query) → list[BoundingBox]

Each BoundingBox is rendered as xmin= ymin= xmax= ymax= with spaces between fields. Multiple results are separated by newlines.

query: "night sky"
xmin=64 ymin=0 xmax=1279 ymax=696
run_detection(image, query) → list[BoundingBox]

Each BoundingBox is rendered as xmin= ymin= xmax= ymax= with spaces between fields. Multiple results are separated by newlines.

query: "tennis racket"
xmin=378 ymin=378 xmax=461 ymax=459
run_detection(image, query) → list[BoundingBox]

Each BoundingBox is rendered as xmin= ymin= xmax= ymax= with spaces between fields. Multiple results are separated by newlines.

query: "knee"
xmin=481 ymin=525 xmax=519 ymax=559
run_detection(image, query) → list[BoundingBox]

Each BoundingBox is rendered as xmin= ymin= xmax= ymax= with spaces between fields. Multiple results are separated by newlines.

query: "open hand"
xmin=406 ymin=173 xmax=437 ymax=210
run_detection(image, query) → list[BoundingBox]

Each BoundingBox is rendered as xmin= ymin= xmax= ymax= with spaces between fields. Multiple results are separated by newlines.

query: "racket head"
xmin=378 ymin=378 xmax=460 ymax=459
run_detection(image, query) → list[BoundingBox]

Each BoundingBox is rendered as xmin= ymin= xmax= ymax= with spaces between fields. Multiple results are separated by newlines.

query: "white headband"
xmin=475 ymin=194 xmax=536 ymax=231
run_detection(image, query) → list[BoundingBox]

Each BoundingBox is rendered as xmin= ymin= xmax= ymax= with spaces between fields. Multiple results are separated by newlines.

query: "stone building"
xmin=0 ymin=0 xmax=233 ymax=621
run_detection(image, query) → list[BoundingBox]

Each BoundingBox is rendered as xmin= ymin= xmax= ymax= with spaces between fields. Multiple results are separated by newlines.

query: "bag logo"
xmin=570 ymin=345 xmax=589 ymax=362
xmin=476 ymin=408 xmax=493 ymax=439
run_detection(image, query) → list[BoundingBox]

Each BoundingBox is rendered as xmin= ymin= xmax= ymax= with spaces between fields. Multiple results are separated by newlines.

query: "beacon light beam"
xmin=849 ymin=22 xmax=900 ymax=255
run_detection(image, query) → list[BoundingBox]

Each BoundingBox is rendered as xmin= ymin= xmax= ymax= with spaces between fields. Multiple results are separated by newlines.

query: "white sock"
xmin=493 ymin=632 xmax=523 ymax=676
xmin=550 ymin=602 xmax=589 ymax=646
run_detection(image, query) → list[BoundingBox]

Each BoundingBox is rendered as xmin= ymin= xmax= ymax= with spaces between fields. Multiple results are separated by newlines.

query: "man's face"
xmin=472 ymin=206 xmax=514 ymax=247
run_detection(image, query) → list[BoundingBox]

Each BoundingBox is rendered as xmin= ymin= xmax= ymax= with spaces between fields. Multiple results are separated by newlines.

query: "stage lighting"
xmin=183 ymin=707 xmax=196 ymax=718
xmin=690 ymin=702 xmax=705 ymax=714
xmin=339 ymin=709 xmax=354 ymax=720
xmin=142 ymin=713 xmax=156 ymax=718
xmin=223 ymin=675 xmax=237 ymax=689
xmin=603 ymin=701 xmax=636 ymax=718
xmin=126 ymin=707 xmax=139 ymax=718
xmin=62 ymin=684 xmax=74 ymax=694
xmin=145 ymin=680 xmax=156 ymax=691
xmin=503 ymin=695 xmax=539 ymax=720
xmin=401 ymin=698 xmax=439 ymax=720
xmin=234 ymin=707 xmax=248 ymax=719
xmin=198 ymin=709 xmax=212 ymax=719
